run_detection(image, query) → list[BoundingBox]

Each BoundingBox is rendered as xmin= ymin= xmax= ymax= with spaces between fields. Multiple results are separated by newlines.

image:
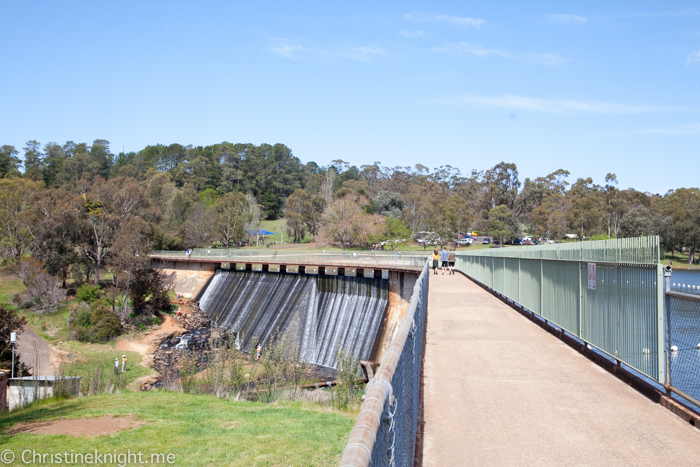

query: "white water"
xmin=199 ymin=271 xmax=389 ymax=369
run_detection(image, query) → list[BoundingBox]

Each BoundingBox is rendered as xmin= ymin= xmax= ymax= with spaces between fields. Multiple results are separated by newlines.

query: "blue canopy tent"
xmin=247 ymin=229 xmax=277 ymax=246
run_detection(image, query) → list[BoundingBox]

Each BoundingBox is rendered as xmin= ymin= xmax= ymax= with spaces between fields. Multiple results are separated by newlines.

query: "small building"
xmin=7 ymin=376 xmax=81 ymax=411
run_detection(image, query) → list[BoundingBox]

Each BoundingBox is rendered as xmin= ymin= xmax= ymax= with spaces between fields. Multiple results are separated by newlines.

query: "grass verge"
xmin=0 ymin=391 xmax=354 ymax=466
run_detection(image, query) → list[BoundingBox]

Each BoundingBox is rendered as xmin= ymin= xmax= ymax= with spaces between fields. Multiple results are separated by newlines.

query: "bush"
xmin=68 ymin=299 xmax=122 ymax=343
xmin=17 ymin=259 xmax=66 ymax=314
xmin=75 ymin=284 xmax=100 ymax=303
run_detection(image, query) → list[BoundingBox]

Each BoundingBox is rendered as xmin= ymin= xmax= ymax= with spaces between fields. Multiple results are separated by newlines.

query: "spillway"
xmin=199 ymin=270 xmax=389 ymax=369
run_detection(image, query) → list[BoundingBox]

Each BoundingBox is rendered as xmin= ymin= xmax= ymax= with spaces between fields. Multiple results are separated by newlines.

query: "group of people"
xmin=114 ymin=355 xmax=127 ymax=375
xmin=432 ymin=247 xmax=456 ymax=275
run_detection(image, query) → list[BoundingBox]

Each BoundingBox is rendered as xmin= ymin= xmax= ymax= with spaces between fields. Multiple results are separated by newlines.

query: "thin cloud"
xmin=267 ymin=39 xmax=387 ymax=63
xmin=540 ymin=14 xmax=588 ymax=24
xmin=404 ymin=13 xmax=486 ymax=28
xmin=433 ymin=94 xmax=695 ymax=114
xmin=268 ymin=41 xmax=310 ymax=59
xmin=688 ymin=50 xmax=700 ymax=65
xmin=341 ymin=46 xmax=387 ymax=63
xmin=435 ymin=42 xmax=568 ymax=67
xmin=399 ymin=29 xmax=424 ymax=38
xmin=436 ymin=43 xmax=509 ymax=58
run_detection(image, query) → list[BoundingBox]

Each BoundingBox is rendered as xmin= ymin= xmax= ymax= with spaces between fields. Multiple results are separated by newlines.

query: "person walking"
xmin=114 ymin=357 xmax=119 ymax=376
xmin=441 ymin=247 xmax=449 ymax=275
xmin=121 ymin=355 xmax=127 ymax=373
xmin=256 ymin=343 xmax=262 ymax=360
xmin=432 ymin=250 xmax=440 ymax=275
xmin=448 ymin=248 xmax=456 ymax=275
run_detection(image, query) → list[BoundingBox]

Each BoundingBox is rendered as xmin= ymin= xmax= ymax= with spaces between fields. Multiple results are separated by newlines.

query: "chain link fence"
xmin=368 ymin=266 xmax=427 ymax=467
xmin=667 ymin=292 xmax=700 ymax=405
xmin=340 ymin=261 xmax=429 ymax=467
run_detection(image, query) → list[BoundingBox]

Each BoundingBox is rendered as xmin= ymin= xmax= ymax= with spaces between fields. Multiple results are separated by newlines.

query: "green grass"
xmin=0 ymin=391 xmax=355 ymax=466
xmin=0 ymin=275 xmax=25 ymax=305
xmin=58 ymin=344 xmax=152 ymax=391
xmin=661 ymin=251 xmax=700 ymax=269
xmin=17 ymin=308 xmax=72 ymax=343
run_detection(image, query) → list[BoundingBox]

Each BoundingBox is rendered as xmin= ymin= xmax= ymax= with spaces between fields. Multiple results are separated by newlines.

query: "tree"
xmin=245 ymin=193 xmax=264 ymax=234
xmin=320 ymin=168 xmax=336 ymax=202
xmin=198 ymin=188 xmax=220 ymax=207
xmin=488 ymin=205 xmax=517 ymax=246
xmin=89 ymin=139 xmax=113 ymax=178
xmin=0 ymin=305 xmax=30 ymax=376
xmin=483 ymin=162 xmax=520 ymax=210
xmin=42 ymin=142 xmax=66 ymax=186
xmin=28 ymin=189 xmax=84 ymax=285
xmin=304 ymin=193 xmax=326 ymax=240
xmin=620 ymin=206 xmax=660 ymax=238
xmin=373 ymin=191 xmax=404 ymax=218
xmin=375 ymin=217 xmax=411 ymax=250
xmin=210 ymin=191 xmax=251 ymax=248
xmin=661 ymin=189 xmax=700 ymax=264
xmin=60 ymin=152 xmax=99 ymax=187
xmin=23 ymin=140 xmax=44 ymax=181
xmin=129 ymin=268 xmax=172 ymax=317
xmin=0 ymin=145 xmax=21 ymax=178
xmin=319 ymin=195 xmax=382 ymax=251
xmin=17 ymin=259 xmax=66 ymax=313
xmin=108 ymin=217 xmax=152 ymax=321
xmin=285 ymin=189 xmax=309 ymax=243
xmin=568 ymin=178 xmax=603 ymax=239
xmin=0 ymin=179 xmax=42 ymax=263
xmin=183 ymin=203 xmax=215 ymax=247
xmin=82 ymin=177 xmax=152 ymax=285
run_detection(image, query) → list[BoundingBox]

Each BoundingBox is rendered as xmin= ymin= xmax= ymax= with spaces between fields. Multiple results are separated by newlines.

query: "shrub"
xmin=17 ymin=259 xmax=66 ymax=313
xmin=68 ymin=299 xmax=122 ymax=343
xmin=75 ymin=284 xmax=100 ymax=303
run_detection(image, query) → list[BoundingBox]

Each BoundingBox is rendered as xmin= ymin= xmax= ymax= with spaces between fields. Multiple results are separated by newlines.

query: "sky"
xmin=1 ymin=1 xmax=699 ymax=194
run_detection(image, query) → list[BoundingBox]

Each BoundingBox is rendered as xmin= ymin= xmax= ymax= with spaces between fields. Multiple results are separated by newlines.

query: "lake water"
xmin=666 ymin=269 xmax=700 ymax=404
xmin=669 ymin=269 xmax=700 ymax=294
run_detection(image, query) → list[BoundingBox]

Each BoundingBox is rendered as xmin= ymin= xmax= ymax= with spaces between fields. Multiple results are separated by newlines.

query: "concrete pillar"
xmin=370 ymin=272 xmax=410 ymax=363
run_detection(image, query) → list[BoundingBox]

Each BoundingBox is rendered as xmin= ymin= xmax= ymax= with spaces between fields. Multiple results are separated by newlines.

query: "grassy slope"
xmin=0 ymin=391 xmax=354 ymax=466
xmin=0 ymin=276 xmax=24 ymax=305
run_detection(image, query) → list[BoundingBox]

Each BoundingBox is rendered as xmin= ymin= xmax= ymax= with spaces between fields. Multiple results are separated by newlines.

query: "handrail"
xmin=150 ymin=249 xmax=429 ymax=269
xmin=339 ymin=259 xmax=429 ymax=467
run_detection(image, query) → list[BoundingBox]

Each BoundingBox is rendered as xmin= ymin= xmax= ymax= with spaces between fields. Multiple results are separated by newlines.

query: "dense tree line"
xmin=0 ymin=139 xmax=699 ymax=271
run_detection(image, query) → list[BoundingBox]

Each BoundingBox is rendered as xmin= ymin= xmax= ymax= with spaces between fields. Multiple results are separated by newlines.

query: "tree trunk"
xmin=689 ymin=235 xmax=697 ymax=265
xmin=94 ymin=253 xmax=101 ymax=286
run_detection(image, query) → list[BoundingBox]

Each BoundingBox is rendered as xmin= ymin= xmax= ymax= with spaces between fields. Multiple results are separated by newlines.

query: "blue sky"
xmin=1 ymin=1 xmax=698 ymax=194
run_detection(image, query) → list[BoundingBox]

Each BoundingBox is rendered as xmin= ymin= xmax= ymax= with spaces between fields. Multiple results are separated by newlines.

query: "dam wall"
xmin=199 ymin=270 xmax=390 ymax=369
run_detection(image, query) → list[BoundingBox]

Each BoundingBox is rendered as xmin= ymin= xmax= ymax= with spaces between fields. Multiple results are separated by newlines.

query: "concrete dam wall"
xmin=199 ymin=270 xmax=390 ymax=369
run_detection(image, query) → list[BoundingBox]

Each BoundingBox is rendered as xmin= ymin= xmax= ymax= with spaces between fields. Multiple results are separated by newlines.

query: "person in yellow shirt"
xmin=432 ymin=250 xmax=440 ymax=275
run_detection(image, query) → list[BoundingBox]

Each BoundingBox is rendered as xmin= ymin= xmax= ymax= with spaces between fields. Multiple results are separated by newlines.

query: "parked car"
xmin=455 ymin=237 xmax=473 ymax=245
xmin=482 ymin=237 xmax=491 ymax=244
xmin=522 ymin=239 xmax=534 ymax=246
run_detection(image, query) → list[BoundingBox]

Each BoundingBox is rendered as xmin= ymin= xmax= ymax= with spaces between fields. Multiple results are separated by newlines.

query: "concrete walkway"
xmin=422 ymin=273 xmax=700 ymax=466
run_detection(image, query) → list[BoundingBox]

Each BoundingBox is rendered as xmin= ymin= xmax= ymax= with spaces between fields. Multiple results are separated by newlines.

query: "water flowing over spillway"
xmin=199 ymin=271 xmax=389 ymax=369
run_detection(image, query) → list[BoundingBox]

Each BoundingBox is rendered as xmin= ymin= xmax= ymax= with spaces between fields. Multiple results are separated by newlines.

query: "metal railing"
xmin=340 ymin=260 xmax=429 ymax=467
xmin=665 ymin=283 xmax=700 ymax=407
xmin=454 ymin=236 xmax=665 ymax=384
xmin=151 ymin=249 xmax=428 ymax=269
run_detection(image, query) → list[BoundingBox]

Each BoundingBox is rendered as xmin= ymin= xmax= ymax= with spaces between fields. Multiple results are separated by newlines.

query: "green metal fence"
xmin=455 ymin=236 xmax=665 ymax=383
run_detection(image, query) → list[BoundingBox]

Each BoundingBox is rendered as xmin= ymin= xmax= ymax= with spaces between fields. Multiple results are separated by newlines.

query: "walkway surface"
xmin=422 ymin=273 xmax=700 ymax=466
xmin=16 ymin=326 xmax=55 ymax=376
